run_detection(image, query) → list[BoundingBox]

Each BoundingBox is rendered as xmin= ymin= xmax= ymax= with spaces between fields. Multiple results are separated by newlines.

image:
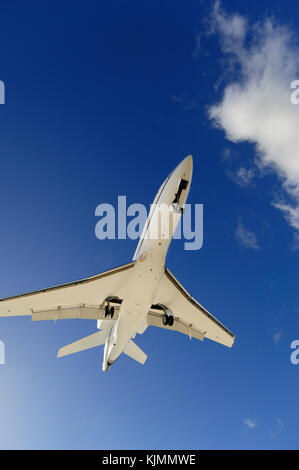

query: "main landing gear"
xmin=154 ymin=303 xmax=174 ymax=327
xmin=104 ymin=305 xmax=115 ymax=318
xmin=162 ymin=313 xmax=174 ymax=327
xmin=103 ymin=296 xmax=121 ymax=319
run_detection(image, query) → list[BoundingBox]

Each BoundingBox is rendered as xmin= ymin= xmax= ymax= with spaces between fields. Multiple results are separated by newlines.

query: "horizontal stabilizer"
xmin=124 ymin=340 xmax=147 ymax=365
xmin=57 ymin=330 xmax=107 ymax=358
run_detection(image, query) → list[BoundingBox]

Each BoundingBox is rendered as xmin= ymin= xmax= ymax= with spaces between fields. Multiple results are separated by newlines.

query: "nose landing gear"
xmin=172 ymin=178 xmax=189 ymax=214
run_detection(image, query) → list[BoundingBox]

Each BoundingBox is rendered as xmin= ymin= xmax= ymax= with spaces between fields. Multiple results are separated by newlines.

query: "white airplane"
xmin=0 ymin=155 xmax=235 ymax=371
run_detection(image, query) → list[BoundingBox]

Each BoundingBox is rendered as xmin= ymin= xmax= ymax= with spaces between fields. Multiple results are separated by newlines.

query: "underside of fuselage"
xmin=0 ymin=155 xmax=235 ymax=373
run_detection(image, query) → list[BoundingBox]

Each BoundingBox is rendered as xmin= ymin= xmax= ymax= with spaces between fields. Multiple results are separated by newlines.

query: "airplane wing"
xmin=149 ymin=268 xmax=235 ymax=347
xmin=0 ymin=262 xmax=135 ymax=320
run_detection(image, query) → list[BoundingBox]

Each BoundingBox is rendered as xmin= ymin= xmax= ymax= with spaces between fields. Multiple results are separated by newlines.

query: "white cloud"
xmin=228 ymin=167 xmax=256 ymax=187
xmin=192 ymin=33 xmax=201 ymax=59
xmin=209 ymin=0 xmax=247 ymax=43
xmin=243 ymin=417 xmax=257 ymax=429
xmin=270 ymin=417 xmax=285 ymax=437
xmin=171 ymin=95 xmax=183 ymax=103
xmin=235 ymin=220 xmax=260 ymax=250
xmin=171 ymin=93 xmax=199 ymax=110
xmin=292 ymin=232 xmax=299 ymax=250
xmin=208 ymin=1 xmax=299 ymax=234
xmin=273 ymin=331 xmax=283 ymax=343
xmin=222 ymin=147 xmax=232 ymax=161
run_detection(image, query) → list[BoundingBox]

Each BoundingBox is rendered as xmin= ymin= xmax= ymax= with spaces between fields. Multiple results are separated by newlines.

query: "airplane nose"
xmin=181 ymin=154 xmax=193 ymax=173
xmin=177 ymin=154 xmax=193 ymax=181
xmin=184 ymin=154 xmax=193 ymax=164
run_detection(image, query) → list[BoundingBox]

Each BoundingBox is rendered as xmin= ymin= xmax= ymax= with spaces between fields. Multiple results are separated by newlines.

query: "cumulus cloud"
xmin=208 ymin=1 xmax=299 ymax=233
xmin=243 ymin=417 xmax=257 ymax=429
xmin=235 ymin=220 xmax=260 ymax=250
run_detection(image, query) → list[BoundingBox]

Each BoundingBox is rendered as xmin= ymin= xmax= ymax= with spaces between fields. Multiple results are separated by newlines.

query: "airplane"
xmin=0 ymin=155 xmax=235 ymax=371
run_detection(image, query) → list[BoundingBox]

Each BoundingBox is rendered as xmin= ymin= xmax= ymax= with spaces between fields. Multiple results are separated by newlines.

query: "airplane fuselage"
xmin=102 ymin=156 xmax=193 ymax=371
xmin=0 ymin=153 xmax=235 ymax=369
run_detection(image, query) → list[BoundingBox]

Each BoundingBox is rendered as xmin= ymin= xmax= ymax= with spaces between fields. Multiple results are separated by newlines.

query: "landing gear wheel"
xmin=163 ymin=314 xmax=174 ymax=326
xmin=104 ymin=305 xmax=114 ymax=318
xmin=104 ymin=305 xmax=110 ymax=318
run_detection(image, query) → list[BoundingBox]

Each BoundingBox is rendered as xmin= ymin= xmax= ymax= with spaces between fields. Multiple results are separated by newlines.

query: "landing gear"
xmin=104 ymin=305 xmax=115 ymax=318
xmin=163 ymin=313 xmax=174 ymax=327
xmin=172 ymin=202 xmax=184 ymax=215
xmin=103 ymin=296 xmax=121 ymax=319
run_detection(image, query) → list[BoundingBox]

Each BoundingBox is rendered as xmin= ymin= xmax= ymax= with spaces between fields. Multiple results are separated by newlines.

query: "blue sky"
xmin=0 ymin=0 xmax=299 ymax=450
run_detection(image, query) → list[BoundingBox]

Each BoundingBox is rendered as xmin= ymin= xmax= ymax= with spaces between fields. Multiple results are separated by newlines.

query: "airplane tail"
xmin=57 ymin=329 xmax=147 ymax=365
xmin=57 ymin=329 xmax=108 ymax=358
xmin=123 ymin=339 xmax=147 ymax=365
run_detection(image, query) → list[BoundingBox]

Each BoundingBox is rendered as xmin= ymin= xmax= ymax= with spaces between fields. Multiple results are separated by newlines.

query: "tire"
xmin=163 ymin=314 xmax=168 ymax=326
xmin=104 ymin=305 xmax=110 ymax=318
xmin=110 ymin=306 xmax=115 ymax=318
xmin=168 ymin=315 xmax=174 ymax=327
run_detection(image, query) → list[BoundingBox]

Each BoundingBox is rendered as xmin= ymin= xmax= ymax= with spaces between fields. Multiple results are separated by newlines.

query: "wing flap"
xmin=152 ymin=268 xmax=235 ymax=348
xmin=148 ymin=310 xmax=205 ymax=341
xmin=31 ymin=304 xmax=120 ymax=321
xmin=0 ymin=262 xmax=134 ymax=318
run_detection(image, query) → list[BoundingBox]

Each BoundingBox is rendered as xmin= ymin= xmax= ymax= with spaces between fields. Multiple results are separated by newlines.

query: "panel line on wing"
xmin=0 ymin=262 xmax=134 ymax=303
xmin=164 ymin=268 xmax=235 ymax=339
